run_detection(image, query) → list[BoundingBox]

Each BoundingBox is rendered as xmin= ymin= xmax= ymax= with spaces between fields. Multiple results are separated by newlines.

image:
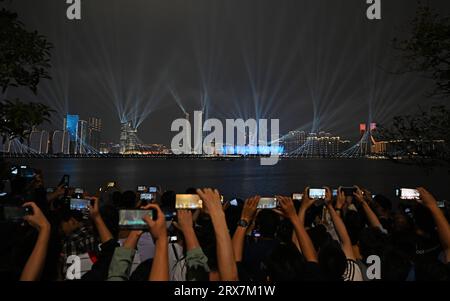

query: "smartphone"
xmin=107 ymin=182 xmax=116 ymax=188
xmin=292 ymin=193 xmax=303 ymax=201
xmin=257 ymin=197 xmax=278 ymax=209
xmin=0 ymin=205 xmax=33 ymax=222
xmin=308 ymin=188 xmax=326 ymax=200
xmin=21 ymin=167 xmax=36 ymax=179
xmin=175 ymin=194 xmax=203 ymax=209
xmin=252 ymin=229 xmax=261 ymax=238
xmin=341 ymin=187 xmax=357 ymax=197
xmin=229 ymin=199 xmax=239 ymax=207
xmin=137 ymin=185 xmax=148 ymax=193
xmin=164 ymin=211 xmax=177 ymax=221
xmin=148 ymin=186 xmax=158 ymax=193
xmin=10 ymin=166 xmax=18 ymax=175
xmin=118 ymin=209 xmax=156 ymax=230
xmin=332 ymin=189 xmax=338 ymax=197
xmin=396 ymin=188 xmax=420 ymax=200
xmin=437 ymin=200 xmax=446 ymax=208
xmin=11 ymin=166 xmax=35 ymax=178
xmin=70 ymin=199 xmax=91 ymax=211
xmin=140 ymin=193 xmax=155 ymax=203
xmin=59 ymin=175 xmax=70 ymax=188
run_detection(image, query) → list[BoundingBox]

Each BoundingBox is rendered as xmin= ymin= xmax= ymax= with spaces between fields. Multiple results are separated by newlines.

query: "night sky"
xmin=3 ymin=0 xmax=450 ymax=145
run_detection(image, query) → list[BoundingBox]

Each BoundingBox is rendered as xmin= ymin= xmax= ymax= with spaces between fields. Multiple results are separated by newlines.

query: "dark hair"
xmin=120 ymin=190 xmax=137 ymax=209
xmin=255 ymin=210 xmax=279 ymax=239
xmin=261 ymin=243 xmax=305 ymax=281
xmin=225 ymin=204 xmax=243 ymax=235
xmin=308 ymin=224 xmax=333 ymax=251
xmin=10 ymin=177 xmax=27 ymax=196
xmin=344 ymin=210 xmax=364 ymax=245
xmin=111 ymin=191 xmax=122 ymax=208
xmin=130 ymin=258 xmax=153 ymax=281
xmin=358 ymin=227 xmax=387 ymax=261
xmin=413 ymin=205 xmax=436 ymax=235
xmin=373 ymin=195 xmax=392 ymax=211
xmin=56 ymin=209 xmax=84 ymax=224
xmin=99 ymin=204 xmax=119 ymax=239
xmin=381 ymin=245 xmax=412 ymax=281
xmin=160 ymin=190 xmax=176 ymax=212
xmin=318 ymin=240 xmax=347 ymax=281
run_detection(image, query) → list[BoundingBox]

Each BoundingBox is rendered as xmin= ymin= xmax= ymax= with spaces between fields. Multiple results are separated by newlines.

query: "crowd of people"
xmin=0 ymin=167 xmax=449 ymax=281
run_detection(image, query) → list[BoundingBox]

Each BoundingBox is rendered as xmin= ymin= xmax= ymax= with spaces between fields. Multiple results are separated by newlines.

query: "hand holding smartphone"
xmin=257 ymin=197 xmax=278 ymax=209
xmin=175 ymin=194 xmax=202 ymax=209
xmin=308 ymin=188 xmax=326 ymax=200
xmin=118 ymin=209 xmax=157 ymax=230
xmin=396 ymin=188 xmax=420 ymax=200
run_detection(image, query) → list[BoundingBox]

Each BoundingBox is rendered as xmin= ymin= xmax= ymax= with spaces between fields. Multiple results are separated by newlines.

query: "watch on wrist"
xmin=237 ymin=219 xmax=250 ymax=228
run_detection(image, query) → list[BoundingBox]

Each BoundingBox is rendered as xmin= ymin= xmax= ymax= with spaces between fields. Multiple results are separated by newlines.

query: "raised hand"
xmin=361 ymin=187 xmax=373 ymax=203
xmin=299 ymin=187 xmax=315 ymax=213
xmin=142 ymin=203 xmax=169 ymax=281
xmin=276 ymin=196 xmax=297 ymax=221
xmin=23 ymin=202 xmax=50 ymax=232
xmin=142 ymin=204 xmax=167 ymax=241
xmin=174 ymin=209 xmax=194 ymax=233
xmin=197 ymin=188 xmax=238 ymax=280
xmin=241 ymin=196 xmax=260 ymax=223
xmin=87 ymin=195 xmax=113 ymax=243
xmin=353 ymin=186 xmax=365 ymax=204
xmin=20 ymin=202 xmax=51 ymax=281
xmin=88 ymin=196 xmax=100 ymax=219
xmin=417 ymin=187 xmax=439 ymax=210
xmin=196 ymin=188 xmax=223 ymax=218
xmin=336 ymin=187 xmax=346 ymax=210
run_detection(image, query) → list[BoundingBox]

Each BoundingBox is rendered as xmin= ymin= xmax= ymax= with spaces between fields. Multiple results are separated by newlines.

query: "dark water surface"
xmin=7 ymin=158 xmax=450 ymax=200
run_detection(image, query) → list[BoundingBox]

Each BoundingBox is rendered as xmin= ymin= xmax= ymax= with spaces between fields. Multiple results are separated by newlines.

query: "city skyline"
xmin=2 ymin=0 xmax=449 ymax=146
xmin=1 ymin=111 xmax=378 ymax=157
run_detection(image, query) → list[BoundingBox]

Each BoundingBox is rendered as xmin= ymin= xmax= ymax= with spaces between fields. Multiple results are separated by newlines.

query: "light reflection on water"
xmin=8 ymin=158 xmax=450 ymax=200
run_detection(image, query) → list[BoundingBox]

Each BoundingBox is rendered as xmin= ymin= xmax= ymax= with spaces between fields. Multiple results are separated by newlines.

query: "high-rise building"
xmin=281 ymin=130 xmax=307 ymax=154
xmin=52 ymin=130 xmax=70 ymax=154
xmin=282 ymin=130 xmax=342 ymax=157
xmin=120 ymin=121 xmax=139 ymax=154
xmin=77 ymin=120 xmax=88 ymax=154
xmin=88 ymin=117 xmax=102 ymax=152
xmin=29 ymin=130 xmax=49 ymax=154
xmin=64 ymin=115 xmax=79 ymax=154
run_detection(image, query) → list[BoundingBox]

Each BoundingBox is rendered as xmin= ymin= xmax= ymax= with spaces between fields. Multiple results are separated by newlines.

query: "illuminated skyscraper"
xmin=52 ymin=130 xmax=70 ymax=154
xmin=282 ymin=130 xmax=307 ymax=154
xmin=29 ymin=130 xmax=49 ymax=154
xmin=77 ymin=120 xmax=88 ymax=154
xmin=88 ymin=117 xmax=102 ymax=152
xmin=120 ymin=121 xmax=139 ymax=154
xmin=64 ymin=114 xmax=79 ymax=154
